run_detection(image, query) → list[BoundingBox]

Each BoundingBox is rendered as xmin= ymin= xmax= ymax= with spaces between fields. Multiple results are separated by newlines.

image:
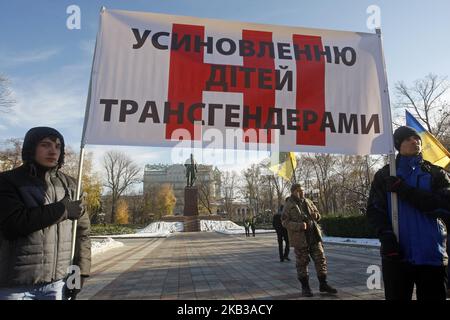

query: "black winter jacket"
xmin=0 ymin=165 xmax=91 ymax=287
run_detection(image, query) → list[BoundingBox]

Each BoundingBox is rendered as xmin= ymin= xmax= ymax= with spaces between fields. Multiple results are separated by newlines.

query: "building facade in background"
xmin=144 ymin=164 xmax=221 ymax=215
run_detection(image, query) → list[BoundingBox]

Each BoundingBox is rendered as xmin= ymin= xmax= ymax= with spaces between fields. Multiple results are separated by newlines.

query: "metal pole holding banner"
xmin=69 ymin=147 xmax=85 ymax=265
xmin=69 ymin=5 xmax=106 ymax=265
xmin=376 ymin=28 xmax=399 ymax=240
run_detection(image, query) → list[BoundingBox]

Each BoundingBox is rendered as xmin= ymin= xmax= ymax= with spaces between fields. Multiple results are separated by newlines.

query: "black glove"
xmin=379 ymin=231 xmax=401 ymax=260
xmin=60 ymin=196 xmax=83 ymax=220
xmin=384 ymin=176 xmax=410 ymax=195
xmin=64 ymin=275 xmax=88 ymax=300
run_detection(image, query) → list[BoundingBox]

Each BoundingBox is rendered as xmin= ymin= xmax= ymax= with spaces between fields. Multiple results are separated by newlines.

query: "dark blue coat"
xmin=367 ymin=155 xmax=450 ymax=266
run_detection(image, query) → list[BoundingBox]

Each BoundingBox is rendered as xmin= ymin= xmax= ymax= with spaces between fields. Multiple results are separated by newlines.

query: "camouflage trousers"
xmin=294 ymin=242 xmax=327 ymax=279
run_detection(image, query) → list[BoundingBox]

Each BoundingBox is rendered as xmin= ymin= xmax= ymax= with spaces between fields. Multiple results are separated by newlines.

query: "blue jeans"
xmin=0 ymin=280 xmax=65 ymax=300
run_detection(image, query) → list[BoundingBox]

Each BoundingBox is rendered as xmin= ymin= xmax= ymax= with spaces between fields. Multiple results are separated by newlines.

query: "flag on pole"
xmin=269 ymin=152 xmax=297 ymax=181
xmin=405 ymin=110 xmax=450 ymax=169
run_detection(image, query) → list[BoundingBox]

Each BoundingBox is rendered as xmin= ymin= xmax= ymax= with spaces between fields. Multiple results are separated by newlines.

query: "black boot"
xmin=318 ymin=275 xmax=337 ymax=294
xmin=298 ymin=277 xmax=313 ymax=297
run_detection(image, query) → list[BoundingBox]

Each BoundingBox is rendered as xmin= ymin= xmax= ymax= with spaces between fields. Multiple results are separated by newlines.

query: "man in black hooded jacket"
xmin=273 ymin=205 xmax=290 ymax=262
xmin=0 ymin=127 xmax=91 ymax=300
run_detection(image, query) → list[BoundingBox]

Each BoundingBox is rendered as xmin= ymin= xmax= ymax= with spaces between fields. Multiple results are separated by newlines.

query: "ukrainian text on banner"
xmin=83 ymin=9 xmax=394 ymax=155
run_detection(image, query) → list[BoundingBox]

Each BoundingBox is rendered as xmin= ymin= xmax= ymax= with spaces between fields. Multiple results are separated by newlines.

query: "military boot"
xmin=318 ymin=275 xmax=338 ymax=294
xmin=298 ymin=277 xmax=313 ymax=297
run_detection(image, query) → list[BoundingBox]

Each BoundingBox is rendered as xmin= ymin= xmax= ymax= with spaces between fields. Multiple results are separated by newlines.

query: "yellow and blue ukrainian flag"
xmin=269 ymin=152 xmax=297 ymax=181
xmin=405 ymin=110 xmax=450 ymax=169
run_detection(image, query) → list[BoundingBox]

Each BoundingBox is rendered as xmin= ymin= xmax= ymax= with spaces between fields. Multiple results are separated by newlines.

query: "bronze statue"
xmin=184 ymin=154 xmax=198 ymax=187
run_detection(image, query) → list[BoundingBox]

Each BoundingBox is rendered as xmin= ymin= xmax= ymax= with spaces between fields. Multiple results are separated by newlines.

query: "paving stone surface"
xmin=79 ymin=232 xmax=387 ymax=300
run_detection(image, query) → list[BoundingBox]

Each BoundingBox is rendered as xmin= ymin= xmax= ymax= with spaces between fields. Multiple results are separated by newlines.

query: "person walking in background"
xmin=273 ymin=205 xmax=290 ymax=262
xmin=250 ymin=215 xmax=256 ymax=237
xmin=243 ymin=217 xmax=250 ymax=237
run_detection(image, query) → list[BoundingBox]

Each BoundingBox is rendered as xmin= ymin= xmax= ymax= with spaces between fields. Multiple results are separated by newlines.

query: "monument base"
xmin=184 ymin=187 xmax=199 ymax=216
xmin=183 ymin=186 xmax=199 ymax=231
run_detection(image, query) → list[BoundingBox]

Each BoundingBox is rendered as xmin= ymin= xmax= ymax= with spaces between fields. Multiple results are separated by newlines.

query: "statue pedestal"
xmin=183 ymin=187 xmax=199 ymax=231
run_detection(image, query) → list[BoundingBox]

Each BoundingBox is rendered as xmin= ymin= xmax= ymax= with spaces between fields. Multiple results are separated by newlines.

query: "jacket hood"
xmin=21 ymin=127 xmax=65 ymax=168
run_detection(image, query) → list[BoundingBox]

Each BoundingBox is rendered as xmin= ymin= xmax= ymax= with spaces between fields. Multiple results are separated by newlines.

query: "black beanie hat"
xmin=22 ymin=127 xmax=65 ymax=168
xmin=393 ymin=126 xmax=421 ymax=151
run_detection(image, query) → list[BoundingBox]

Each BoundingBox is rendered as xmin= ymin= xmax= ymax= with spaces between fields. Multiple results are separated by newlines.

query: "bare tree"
xmin=244 ymin=152 xmax=391 ymax=217
xmin=221 ymin=171 xmax=238 ymax=219
xmin=307 ymin=154 xmax=337 ymax=214
xmin=0 ymin=75 xmax=15 ymax=112
xmin=333 ymin=155 xmax=382 ymax=214
xmin=197 ymin=174 xmax=214 ymax=215
xmin=258 ymin=173 xmax=276 ymax=223
xmin=103 ymin=150 xmax=141 ymax=222
xmin=61 ymin=146 xmax=95 ymax=178
xmin=395 ymin=74 xmax=450 ymax=139
xmin=0 ymin=138 xmax=23 ymax=171
xmin=296 ymin=154 xmax=316 ymax=196
xmin=259 ymin=158 xmax=290 ymax=210
xmin=241 ymin=164 xmax=264 ymax=220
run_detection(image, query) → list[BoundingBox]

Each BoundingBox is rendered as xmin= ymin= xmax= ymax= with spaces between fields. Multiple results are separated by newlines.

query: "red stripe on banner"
xmin=293 ymin=35 xmax=326 ymax=146
xmin=202 ymin=30 xmax=277 ymax=144
xmin=167 ymin=25 xmax=277 ymax=144
xmin=166 ymin=24 xmax=209 ymax=140
xmin=241 ymin=30 xmax=276 ymax=144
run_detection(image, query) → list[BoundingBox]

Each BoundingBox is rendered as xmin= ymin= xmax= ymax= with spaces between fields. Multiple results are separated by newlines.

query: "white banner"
xmin=82 ymin=9 xmax=394 ymax=155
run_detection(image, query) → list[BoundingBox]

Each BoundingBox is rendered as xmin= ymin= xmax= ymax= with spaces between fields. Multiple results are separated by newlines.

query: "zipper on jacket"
xmin=48 ymin=172 xmax=59 ymax=281
xmin=53 ymin=223 xmax=59 ymax=280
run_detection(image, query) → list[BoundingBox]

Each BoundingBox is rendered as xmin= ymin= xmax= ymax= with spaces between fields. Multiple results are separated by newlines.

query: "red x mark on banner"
xmin=166 ymin=24 xmax=325 ymax=146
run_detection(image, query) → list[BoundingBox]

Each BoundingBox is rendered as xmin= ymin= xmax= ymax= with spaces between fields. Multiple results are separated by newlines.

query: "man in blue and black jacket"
xmin=367 ymin=126 xmax=450 ymax=300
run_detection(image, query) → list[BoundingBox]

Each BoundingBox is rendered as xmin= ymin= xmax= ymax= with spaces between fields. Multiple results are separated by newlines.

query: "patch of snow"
xmin=92 ymin=233 xmax=170 ymax=238
xmin=91 ymin=237 xmax=124 ymax=256
xmin=91 ymin=222 xmax=184 ymax=239
xmin=138 ymin=221 xmax=184 ymax=233
xmin=200 ymin=220 xmax=243 ymax=231
xmin=201 ymin=220 xmax=275 ymax=234
xmin=323 ymin=236 xmax=380 ymax=247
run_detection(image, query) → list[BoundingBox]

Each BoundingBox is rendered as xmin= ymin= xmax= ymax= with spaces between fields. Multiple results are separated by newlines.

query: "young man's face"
xmin=399 ymin=135 xmax=422 ymax=156
xmin=34 ymin=137 xmax=61 ymax=168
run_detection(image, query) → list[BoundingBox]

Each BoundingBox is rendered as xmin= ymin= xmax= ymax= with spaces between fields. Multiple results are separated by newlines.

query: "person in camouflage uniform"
xmin=282 ymin=183 xmax=337 ymax=297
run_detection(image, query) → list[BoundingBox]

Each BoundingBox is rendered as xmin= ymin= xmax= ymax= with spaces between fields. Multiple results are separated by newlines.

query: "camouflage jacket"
xmin=281 ymin=196 xmax=322 ymax=248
